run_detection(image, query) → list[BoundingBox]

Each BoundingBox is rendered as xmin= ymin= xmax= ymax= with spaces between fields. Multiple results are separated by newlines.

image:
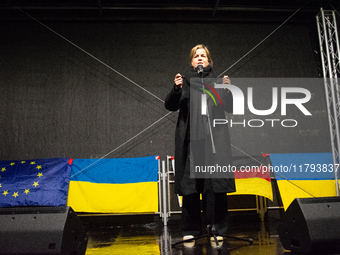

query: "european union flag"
xmin=0 ymin=158 xmax=72 ymax=207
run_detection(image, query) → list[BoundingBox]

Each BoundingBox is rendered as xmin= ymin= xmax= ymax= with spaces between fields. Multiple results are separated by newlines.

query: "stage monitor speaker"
xmin=278 ymin=196 xmax=340 ymax=254
xmin=0 ymin=206 xmax=87 ymax=255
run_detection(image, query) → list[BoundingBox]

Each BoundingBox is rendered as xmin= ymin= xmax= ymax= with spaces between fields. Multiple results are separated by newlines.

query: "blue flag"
xmin=0 ymin=158 xmax=72 ymax=207
xmin=70 ymin=156 xmax=159 ymax=183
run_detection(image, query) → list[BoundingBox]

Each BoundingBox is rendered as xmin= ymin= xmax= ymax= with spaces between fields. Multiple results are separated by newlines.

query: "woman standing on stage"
xmin=165 ymin=44 xmax=236 ymax=244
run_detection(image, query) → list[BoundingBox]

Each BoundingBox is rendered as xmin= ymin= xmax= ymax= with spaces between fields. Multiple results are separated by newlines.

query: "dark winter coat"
xmin=165 ymin=66 xmax=236 ymax=196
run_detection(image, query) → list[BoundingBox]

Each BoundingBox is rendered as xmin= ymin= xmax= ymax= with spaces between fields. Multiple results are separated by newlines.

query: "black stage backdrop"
xmin=0 ymin=20 xmax=331 ymax=161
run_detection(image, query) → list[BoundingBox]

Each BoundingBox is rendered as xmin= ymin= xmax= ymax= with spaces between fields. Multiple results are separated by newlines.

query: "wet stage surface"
xmin=81 ymin=212 xmax=290 ymax=255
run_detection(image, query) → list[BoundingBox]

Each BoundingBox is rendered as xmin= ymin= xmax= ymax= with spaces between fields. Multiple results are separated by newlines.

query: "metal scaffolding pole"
xmin=316 ymin=8 xmax=340 ymax=195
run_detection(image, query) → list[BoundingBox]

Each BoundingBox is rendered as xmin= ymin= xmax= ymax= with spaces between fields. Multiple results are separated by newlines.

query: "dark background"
xmin=1 ymin=0 xmax=339 ymax=161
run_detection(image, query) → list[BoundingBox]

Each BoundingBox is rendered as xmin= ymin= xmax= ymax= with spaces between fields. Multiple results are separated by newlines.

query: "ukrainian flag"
xmin=67 ymin=156 xmax=159 ymax=213
xmin=270 ymin=153 xmax=337 ymax=210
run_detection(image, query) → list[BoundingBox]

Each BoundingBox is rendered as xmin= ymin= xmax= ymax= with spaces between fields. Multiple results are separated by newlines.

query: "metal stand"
xmin=200 ymin=73 xmax=216 ymax=154
xmin=172 ymin=228 xmax=253 ymax=251
xmin=159 ymin=160 xmax=169 ymax=225
xmin=316 ymin=8 xmax=340 ymax=195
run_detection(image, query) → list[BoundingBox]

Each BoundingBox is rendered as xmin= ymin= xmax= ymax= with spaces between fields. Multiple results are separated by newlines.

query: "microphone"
xmin=197 ymin=65 xmax=203 ymax=73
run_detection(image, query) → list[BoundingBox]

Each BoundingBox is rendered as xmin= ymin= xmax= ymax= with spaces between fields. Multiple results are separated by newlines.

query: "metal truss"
xmin=316 ymin=8 xmax=340 ymax=195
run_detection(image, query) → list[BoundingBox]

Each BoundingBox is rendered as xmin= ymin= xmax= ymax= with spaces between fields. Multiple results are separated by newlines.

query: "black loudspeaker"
xmin=0 ymin=206 xmax=87 ymax=255
xmin=278 ymin=196 xmax=340 ymax=254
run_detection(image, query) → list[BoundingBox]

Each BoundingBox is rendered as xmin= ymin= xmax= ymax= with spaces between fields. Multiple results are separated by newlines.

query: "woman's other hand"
xmin=174 ymin=73 xmax=183 ymax=90
xmin=223 ymin=75 xmax=231 ymax=93
xmin=223 ymin=75 xmax=230 ymax=84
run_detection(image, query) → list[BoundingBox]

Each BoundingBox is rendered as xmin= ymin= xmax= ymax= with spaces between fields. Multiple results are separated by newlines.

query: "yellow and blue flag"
xmin=67 ymin=156 xmax=159 ymax=213
xmin=0 ymin=158 xmax=72 ymax=207
xmin=270 ymin=153 xmax=337 ymax=210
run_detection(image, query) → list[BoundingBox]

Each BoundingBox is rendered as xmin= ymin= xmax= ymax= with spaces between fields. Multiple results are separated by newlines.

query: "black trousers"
xmin=181 ymin=179 xmax=229 ymax=237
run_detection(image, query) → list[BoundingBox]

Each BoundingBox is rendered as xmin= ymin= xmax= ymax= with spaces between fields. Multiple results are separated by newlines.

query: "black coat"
xmin=165 ymin=66 xmax=236 ymax=196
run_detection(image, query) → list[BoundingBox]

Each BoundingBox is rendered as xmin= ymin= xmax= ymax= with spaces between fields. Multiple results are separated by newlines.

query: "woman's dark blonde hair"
xmin=189 ymin=44 xmax=213 ymax=67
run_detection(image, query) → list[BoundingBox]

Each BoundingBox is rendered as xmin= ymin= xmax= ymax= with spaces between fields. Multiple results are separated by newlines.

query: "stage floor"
xmin=81 ymin=211 xmax=288 ymax=255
